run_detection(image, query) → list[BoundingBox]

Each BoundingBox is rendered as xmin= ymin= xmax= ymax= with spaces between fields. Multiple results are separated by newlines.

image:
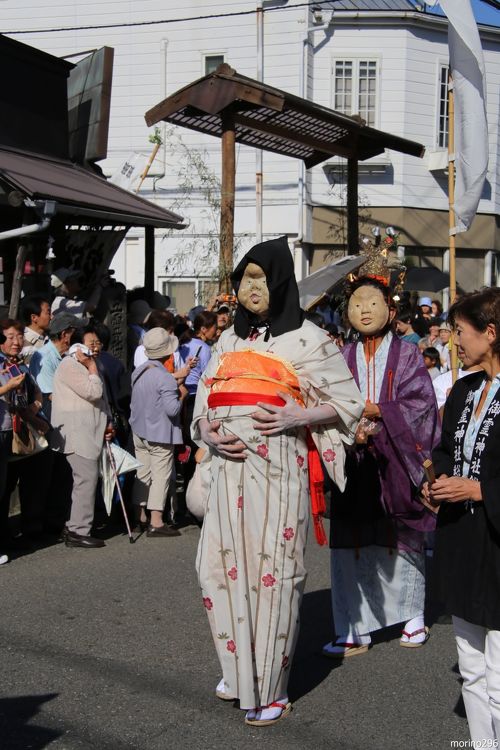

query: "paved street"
xmin=0 ymin=520 xmax=468 ymax=750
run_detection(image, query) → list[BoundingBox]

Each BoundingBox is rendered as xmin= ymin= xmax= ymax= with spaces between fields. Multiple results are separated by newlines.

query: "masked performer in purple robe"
xmin=323 ymin=275 xmax=440 ymax=657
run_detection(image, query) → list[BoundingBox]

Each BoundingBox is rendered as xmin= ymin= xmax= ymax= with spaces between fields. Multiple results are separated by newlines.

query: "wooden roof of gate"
xmin=145 ymin=64 xmax=424 ymax=167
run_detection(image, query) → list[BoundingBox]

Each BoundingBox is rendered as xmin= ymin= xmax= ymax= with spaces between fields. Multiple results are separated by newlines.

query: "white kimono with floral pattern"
xmin=192 ymin=320 xmax=363 ymax=709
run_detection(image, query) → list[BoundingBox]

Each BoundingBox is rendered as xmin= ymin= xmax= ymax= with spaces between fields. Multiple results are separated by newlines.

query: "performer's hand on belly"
xmin=253 ymin=393 xmax=338 ymax=435
xmin=252 ymin=392 xmax=306 ymax=435
xmin=199 ymin=418 xmax=247 ymax=460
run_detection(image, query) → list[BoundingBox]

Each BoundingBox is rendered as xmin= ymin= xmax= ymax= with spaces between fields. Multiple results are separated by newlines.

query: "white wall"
xmin=1 ymin=2 xmax=498 ymax=291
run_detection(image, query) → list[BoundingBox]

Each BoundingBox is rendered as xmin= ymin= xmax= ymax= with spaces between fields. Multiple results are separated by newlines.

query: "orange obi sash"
xmin=206 ymin=350 xmax=327 ymax=546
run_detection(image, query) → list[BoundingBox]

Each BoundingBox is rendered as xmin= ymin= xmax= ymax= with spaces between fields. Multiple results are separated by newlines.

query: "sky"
xmin=425 ymin=1 xmax=500 ymax=27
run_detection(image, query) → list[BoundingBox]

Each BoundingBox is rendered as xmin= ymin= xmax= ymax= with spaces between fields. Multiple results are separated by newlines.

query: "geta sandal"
xmin=245 ymin=701 xmax=292 ymax=726
xmin=400 ymin=625 xmax=430 ymax=648
xmin=322 ymin=641 xmax=370 ymax=659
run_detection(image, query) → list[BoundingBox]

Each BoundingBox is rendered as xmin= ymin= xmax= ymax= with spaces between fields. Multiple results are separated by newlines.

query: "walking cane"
xmin=105 ymin=439 xmax=135 ymax=544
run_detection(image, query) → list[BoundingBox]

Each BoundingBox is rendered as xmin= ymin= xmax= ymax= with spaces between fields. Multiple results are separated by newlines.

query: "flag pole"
xmin=448 ymin=73 xmax=459 ymax=384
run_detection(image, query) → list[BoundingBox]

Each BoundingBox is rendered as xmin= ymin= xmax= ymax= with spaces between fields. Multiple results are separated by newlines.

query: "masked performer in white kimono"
xmin=192 ymin=237 xmax=363 ymax=727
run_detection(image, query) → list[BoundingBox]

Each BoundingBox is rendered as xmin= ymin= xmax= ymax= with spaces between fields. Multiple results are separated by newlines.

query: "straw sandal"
xmin=400 ymin=626 xmax=430 ymax=648
xmin=245 ymin=701 xmax=292 ymax=726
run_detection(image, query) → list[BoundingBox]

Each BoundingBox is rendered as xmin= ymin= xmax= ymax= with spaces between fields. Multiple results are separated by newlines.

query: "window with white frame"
xmin=438 ymin=65 xmax=449 ymax=149
xmin=205 ymin=54 xmax=225 ymax=75
xmin=333 ymin=59 xmax=378 ymax=127
xmin=161 ymin=278 xmax=219 ymax=313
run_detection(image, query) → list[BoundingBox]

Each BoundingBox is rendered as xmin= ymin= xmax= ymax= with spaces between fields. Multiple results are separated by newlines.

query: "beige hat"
xmin=439 ymin=322 xmax=452 ymax=332
xmin=143 ymin=328 xmax=178 ymax=360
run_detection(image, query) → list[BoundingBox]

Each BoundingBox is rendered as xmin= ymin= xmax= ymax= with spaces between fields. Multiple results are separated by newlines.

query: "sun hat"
xmin=51 ymin=268 xmax=80 ymax=289
xmin=418 ymin=296 xmax=432 ymax=308
xmin=152 ymin=291 xmax=171 ymax=310
xmin=187 ymin=305 xmax=205 ymax=323
xmin=439 ymin=322 xmax=452 ymax=332
xmin=128 ymin=300 xmax=152 ymax=325
xmin=143 ymin=328 xmax=179 ymax=360
xmin=48 ymin=313 xmax=85 ymax=335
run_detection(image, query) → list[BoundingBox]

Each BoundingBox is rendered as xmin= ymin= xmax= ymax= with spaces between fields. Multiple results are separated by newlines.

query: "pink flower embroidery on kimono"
xmin=262 ymin=573 xmax=276 ymax=588
xmin=323 ymin=448 xmax=336 ymax=463
xmin=227 ymin=639 xmax=236 ymax=653
xmin=203 ymin=597 xmax=213 ymax=610
xmin=228 ymin=566 xmax=238 ymax=581
xmin=296 ymin=455 xmax=305 ymax=468
xmin=256 ymin=444 xmax=269 ymax=459
xmin=237 ymin=495 xmax=243 ymax=510
xmin=283 ymin=527 xmax=294 ymax=541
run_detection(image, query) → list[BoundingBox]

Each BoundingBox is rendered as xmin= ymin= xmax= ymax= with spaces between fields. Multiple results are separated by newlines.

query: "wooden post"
xmin=9 ymin=243 xmax=29 ymax=319
xmin=220 ymin=110 xmax=236 ymax=292
xmin=347 ymin=158 xmax=359 ymax=253
xmin=144 ymin=226 xmax=155 ymax=306
xmin=448 ymin=75 xmax=459 ymax=384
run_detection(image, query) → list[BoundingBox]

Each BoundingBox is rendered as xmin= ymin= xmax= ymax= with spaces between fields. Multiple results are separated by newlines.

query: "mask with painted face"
xmin=237 ymin=262 xmax=270 ymax=319
xmin=347 ymin=281 xmax=391 ymax=336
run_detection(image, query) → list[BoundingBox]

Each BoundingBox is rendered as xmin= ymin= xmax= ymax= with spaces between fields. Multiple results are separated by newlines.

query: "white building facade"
xmin=1 ymin=0 xmax=499 ymax=311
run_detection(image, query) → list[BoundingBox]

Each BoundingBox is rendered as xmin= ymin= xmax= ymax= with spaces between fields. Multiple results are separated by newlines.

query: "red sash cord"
xmin=305 ymin=430 xmax=328 ymax=546
xmin=207 ymin=392 xmax=328 ymax=546
xmin=207 ymin=392 xmax=286 ymax=408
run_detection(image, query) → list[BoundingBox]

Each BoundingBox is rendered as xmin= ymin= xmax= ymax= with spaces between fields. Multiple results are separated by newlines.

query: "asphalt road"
xmin=0 ymin=520 xmax=468 ymax=750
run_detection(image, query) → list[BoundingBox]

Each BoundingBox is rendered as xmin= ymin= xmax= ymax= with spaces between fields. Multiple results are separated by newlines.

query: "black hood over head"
xmin=231 ymin=236 xmax=305 ymax=340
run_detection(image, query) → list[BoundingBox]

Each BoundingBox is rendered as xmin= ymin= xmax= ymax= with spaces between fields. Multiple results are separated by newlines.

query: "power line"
xmin=2 ymin=2 xmax=336 ymax=35
xmin=3 ymin=1 xmax=498 ymax=37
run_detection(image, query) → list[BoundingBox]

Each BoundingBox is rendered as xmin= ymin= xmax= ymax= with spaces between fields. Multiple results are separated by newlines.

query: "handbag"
xmin=11 ymin=413 xmax=49 ymax=458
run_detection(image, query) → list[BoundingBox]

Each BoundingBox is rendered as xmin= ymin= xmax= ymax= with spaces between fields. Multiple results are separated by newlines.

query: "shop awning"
xmin=0 ymin=147 xmax=184 ymax=229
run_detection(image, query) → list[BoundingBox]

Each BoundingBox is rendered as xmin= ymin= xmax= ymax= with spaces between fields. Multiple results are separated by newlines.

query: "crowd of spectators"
xmin=0 ymin=271 xmax=468 ymax=564
xmin=0 ymin=272 xmax=239 ymax=561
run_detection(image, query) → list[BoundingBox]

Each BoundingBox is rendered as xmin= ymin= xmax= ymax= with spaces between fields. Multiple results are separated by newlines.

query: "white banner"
xmin=109 ymin=153 xmax=149 ymax=191
xmin=431 ymin=0 xmax=489 ymax=233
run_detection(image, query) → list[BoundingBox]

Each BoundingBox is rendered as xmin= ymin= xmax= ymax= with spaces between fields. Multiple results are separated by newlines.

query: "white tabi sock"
xmin=401 ymin=614 xmax=426 ymax=643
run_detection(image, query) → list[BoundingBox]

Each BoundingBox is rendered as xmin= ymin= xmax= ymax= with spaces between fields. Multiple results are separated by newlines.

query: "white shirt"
xmin=432 ymin=368 xmax=475 ymax=409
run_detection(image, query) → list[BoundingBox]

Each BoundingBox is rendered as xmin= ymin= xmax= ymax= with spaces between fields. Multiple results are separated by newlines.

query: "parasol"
xmin=297 ymin=255 xmax=365 ymax=310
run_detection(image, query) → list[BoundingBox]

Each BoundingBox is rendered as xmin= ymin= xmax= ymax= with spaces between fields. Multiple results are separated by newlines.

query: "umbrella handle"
xmin=106 ymin=441 xmax=134 ymax=543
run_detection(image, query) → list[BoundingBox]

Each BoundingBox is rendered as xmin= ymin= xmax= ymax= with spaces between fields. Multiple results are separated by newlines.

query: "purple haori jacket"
xmin=342 ymin=335 xmax=440 ymax=536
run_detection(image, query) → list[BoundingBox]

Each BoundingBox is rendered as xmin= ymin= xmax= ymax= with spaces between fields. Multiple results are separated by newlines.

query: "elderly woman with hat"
xmin=129 ymin=328 xmax=183 ymax=538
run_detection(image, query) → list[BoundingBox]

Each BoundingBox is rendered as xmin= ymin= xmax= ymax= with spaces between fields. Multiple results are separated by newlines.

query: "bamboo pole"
xmin=135 ymin=142 xmax=161 ymax=193
xmin=448 ymin=74 xmax=459 ymax=384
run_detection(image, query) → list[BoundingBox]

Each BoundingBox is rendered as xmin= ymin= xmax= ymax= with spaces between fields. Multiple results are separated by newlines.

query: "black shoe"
xmin=146 ymin=524 xmax=181 ymax=538
xmin=65 ymin=531 xmax=106 ymax=548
